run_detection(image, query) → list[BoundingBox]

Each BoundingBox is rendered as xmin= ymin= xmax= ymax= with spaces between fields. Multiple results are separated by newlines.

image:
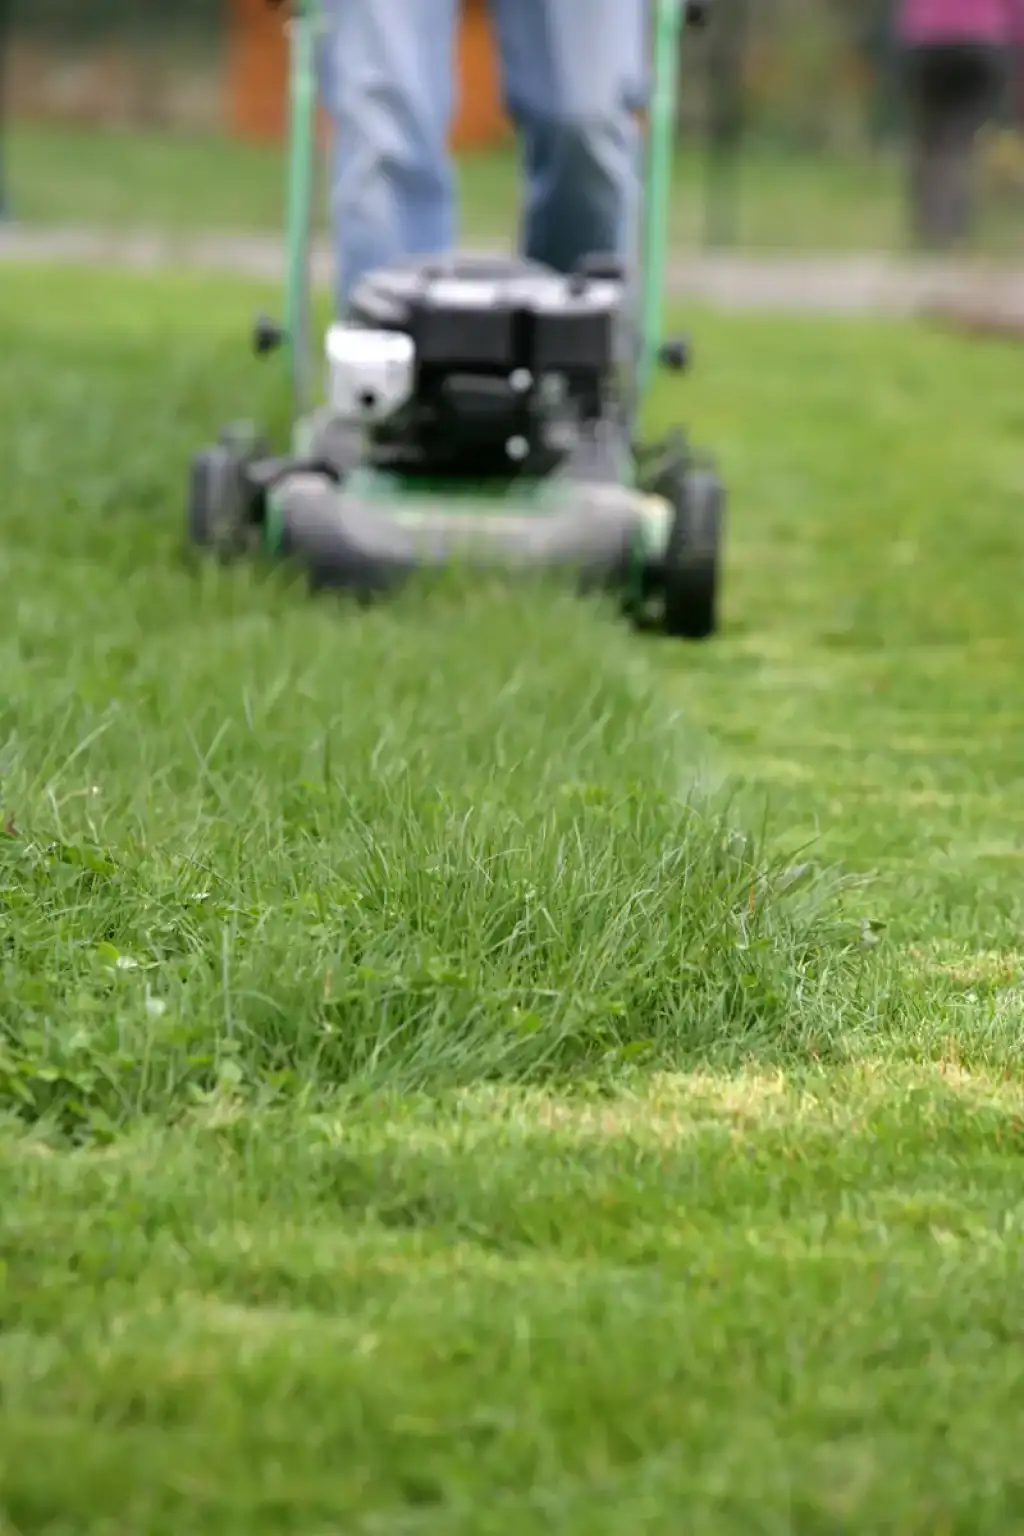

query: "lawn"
xmin=9 ymin=118 xmax=1024 ymax=255
xmin=1 ymin=265 xmax=1024 ymax=1533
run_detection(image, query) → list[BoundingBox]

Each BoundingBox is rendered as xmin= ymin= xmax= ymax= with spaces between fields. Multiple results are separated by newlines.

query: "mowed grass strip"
xmin=657 ymin=298 xmax=1024 ymax=989
xmin=2 ymin=1068 xmax=1024 ymax=1533
xmin=1 ymin=266 xmax=1023 ymax=1533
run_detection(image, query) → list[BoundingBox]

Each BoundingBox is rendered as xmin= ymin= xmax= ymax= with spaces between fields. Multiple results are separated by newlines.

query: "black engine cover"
xmin=348 ymin=254 xmax=627 ymax=478
xmin=348 ymin=253 xmax=623 ymax=380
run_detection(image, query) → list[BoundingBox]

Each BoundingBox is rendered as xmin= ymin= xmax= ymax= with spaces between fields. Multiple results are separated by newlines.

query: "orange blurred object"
xmin=226 ymin=0 xmax=510 ymax=147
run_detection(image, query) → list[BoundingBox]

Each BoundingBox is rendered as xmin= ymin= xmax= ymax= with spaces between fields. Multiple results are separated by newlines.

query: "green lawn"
xmin=9 ymin=118 xmax=1024 ymax=255
xmin=1 ymin=266 xmax=1024 ymax=1533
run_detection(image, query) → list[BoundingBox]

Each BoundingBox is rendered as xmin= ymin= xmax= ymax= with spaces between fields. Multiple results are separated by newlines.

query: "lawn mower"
xmin=188 ymin=0 xmax=725 ymax=639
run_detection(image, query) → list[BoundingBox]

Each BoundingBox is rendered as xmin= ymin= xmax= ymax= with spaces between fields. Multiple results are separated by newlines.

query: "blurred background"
xmin=2 ymin=0 xmax=1024 ymax=256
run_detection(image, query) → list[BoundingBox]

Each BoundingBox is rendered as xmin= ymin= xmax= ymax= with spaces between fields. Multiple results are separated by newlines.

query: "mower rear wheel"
xmin=661 ymin=463 xmax=724 ymax=640
xmin=188 ymin=422 xmax=267 ymax=557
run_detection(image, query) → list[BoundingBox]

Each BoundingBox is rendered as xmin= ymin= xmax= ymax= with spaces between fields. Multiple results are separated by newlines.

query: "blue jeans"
xmin=320 ymin=0 xmax=647 ymax=312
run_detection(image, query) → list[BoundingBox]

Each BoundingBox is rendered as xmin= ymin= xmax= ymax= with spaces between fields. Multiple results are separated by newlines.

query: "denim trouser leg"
xmin=321 ymin=0 xmax=646 ymax=311
xmin=489 ymin=0 xmax=647 ymax=273
xmin=320 ymin=0 xmax=459 ymax=312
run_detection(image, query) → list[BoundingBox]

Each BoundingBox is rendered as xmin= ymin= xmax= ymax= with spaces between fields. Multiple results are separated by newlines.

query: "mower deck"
xmin=190 ymin=420 xmax=722 ymax=638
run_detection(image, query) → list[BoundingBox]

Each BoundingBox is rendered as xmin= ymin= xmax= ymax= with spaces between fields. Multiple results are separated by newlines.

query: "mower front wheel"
xmin=187 ymin=421 xmax=267 ymax=558
xmin=661 ymin=463 xmax=724 ymax=641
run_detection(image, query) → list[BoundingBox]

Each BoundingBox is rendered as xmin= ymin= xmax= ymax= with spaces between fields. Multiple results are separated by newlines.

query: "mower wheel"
xmin=188 ymin=423 xmax=267 ymax=556
xmin=661 ymin=463 xmax=724 ymax=640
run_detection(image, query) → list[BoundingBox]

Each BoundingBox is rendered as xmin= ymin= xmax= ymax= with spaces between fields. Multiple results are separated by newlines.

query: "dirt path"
xmin=4 ymin=222 xmax=1024 ymax=320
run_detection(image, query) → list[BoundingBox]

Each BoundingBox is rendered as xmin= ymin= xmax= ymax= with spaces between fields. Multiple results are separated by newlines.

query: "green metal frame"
xmin=282 ymin=0 xmax=318 ymax=433
xmin=277 ymin=0 xmax=692 ymax=437
xmin=638 ymin=0 xmax=688 ymax=403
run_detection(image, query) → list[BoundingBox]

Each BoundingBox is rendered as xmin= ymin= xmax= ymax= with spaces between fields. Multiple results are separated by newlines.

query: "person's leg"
xmin=319 ymin=0 xmax=459 ymax=312
xmin=940 ymin=44 xmax=1007 ymax=242
xmin=905 ymin=44 xmax=957 ymax=249
xmin=488 ymin=0 xmax=647 ymax=273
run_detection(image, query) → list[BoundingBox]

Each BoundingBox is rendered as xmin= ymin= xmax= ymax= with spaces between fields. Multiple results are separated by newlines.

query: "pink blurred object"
xmin=898 ymin=0 xmax=1013 ymax=45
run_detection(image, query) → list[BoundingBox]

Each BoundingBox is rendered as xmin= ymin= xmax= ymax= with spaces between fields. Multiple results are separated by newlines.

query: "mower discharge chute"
xmin=188 ymin=0 xmax=725 ymax=640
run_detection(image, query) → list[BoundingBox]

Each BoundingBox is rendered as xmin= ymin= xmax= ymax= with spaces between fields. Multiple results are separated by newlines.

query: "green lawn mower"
xmin=188 ymin=0 xmax=725 ymax=639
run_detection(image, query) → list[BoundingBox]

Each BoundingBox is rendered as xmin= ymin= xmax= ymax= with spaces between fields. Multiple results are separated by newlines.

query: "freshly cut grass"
xmin=2 ymin=265 xmax=1024 ymax=1533
xmin=3 ymin=1068 xmax=1024 ymax=1534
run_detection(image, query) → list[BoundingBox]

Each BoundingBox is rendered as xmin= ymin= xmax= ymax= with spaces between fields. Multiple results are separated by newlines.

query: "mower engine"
xmin=324 ymin=258 xmax=629 ymax=480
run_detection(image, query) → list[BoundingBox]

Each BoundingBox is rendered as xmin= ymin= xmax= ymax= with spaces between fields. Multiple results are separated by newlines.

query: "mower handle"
xmin=267 ymin=0 xmax=710 ymax=18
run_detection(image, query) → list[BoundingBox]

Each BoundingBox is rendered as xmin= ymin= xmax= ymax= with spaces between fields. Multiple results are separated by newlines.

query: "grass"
xmin=668 ymin=309 xmax=1024 ymax=958
xmin=9 ymin=118 xmax=1024 ymax=255
xmin=1 ymin=264 xmax=1024 ymax=1531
